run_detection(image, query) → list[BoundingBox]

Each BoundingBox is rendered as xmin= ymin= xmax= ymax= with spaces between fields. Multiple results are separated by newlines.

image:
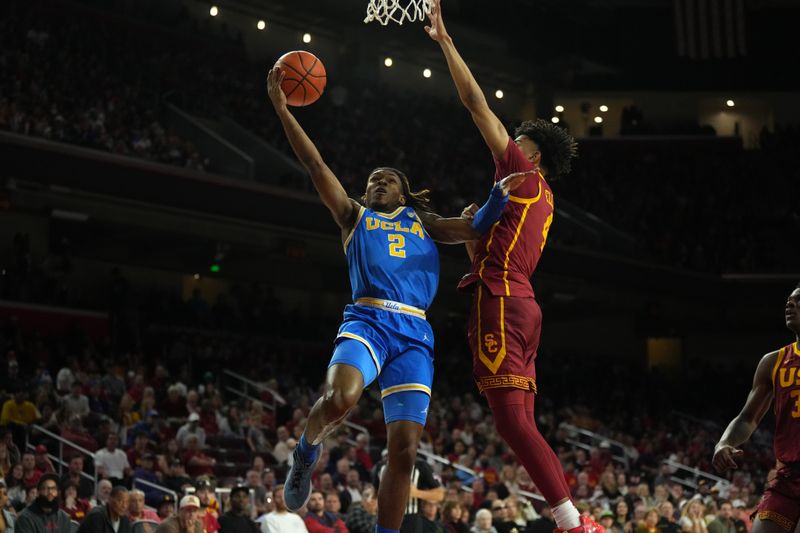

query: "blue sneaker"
xmin=284 ymin=445 xmax=320 ymax=510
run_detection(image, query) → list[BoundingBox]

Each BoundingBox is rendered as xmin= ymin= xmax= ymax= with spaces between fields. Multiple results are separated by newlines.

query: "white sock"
xmin=552 ymin=500 xmax=581 ymax=531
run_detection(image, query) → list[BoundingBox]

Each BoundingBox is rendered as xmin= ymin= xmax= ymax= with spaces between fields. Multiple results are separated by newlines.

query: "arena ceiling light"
xmin=209 ymin=5 xmax=219 ymax=16
xmin=423 ymin=68 xmax=432 ymax=78
xmin=726 ymin=99 xmax=735 ymax=107
xmin=551 ymin=116 xmax=560 ymax=124
xmin=594 ymin=116 xmax=603 ymax=124
xmin=599 ymin=105 xmax=609 ymax=112
xmin=555 ymin=105 xmax=565 ymax=113
xmin=257 ymin=20 xmax=266 ymax=30
xmin=495 ymin=90 xmax=504 ymax=99
xmin=302 ymin=33 xmax=312 ymax=43
xmin=384 ymin=57 xmax=393 ymax=67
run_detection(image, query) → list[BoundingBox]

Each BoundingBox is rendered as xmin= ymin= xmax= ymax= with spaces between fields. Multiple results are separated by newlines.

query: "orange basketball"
xmin=274 ymin=50 xmax=327 ymax=107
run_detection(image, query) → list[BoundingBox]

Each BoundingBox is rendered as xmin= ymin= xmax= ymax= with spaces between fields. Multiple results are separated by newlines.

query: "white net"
xmin=364 ymin=0 xmax=434 ymax=25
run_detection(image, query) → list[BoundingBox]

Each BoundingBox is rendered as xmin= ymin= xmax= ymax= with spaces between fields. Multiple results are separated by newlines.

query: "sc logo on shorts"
xmin=483 ymin=333 xmax=499 ymax=354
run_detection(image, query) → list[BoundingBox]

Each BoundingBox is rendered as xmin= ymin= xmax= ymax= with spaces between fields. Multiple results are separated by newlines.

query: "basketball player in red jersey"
xmin=424 ymin=3 xmax=601 ymax=533
xmin=713 ymin=284 xmax=800 ymax=533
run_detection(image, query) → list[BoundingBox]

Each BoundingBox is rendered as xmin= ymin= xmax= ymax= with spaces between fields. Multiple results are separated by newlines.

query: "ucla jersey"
xmin=344 ymin=205 xmax=439 ymax=310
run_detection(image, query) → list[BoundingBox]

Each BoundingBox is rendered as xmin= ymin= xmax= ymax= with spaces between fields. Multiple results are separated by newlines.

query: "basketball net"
xmin=364 ymin=0 xmax=433 ymax=25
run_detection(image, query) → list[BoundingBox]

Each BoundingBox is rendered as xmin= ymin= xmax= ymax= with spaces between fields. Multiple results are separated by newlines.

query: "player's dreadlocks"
xmin=514 ymin=119 xmax=578 ymax=180
xmin=362 ymin=167 xmax=434 ymax=214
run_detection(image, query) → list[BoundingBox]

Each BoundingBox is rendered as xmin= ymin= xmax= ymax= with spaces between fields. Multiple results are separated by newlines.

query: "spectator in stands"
xmin=323 ymin=492 xmax=343 ymax=520
xmin=7 ymin=463 xmax=27 ymax=508
xmin=181 ymin=437 xmax=214 ymax=478
xmin=133 ymin=455 xmax=161 ymax=506
xmin=196 ymin=480 xmax=220 ymax=533
xmin=163 ymin=387 xmax=188 ymax=419
xmin=613 ymin=500 xmax=630 ymax=533
xmin=61 ymin=415 xmax=98 ymax=453
xmin=345 ymin=486 xmax=377 ymax=533
xmin=61 ymin=480 xmax=91 ymax=522
xmin=157 ymin=495 xmax=177 ymax=522
xmin=0 ymin=430 xmax=21 ymax=466
xmin=489 ymin=500 xmax=515 ymax=533
xmin=658 ymin=501 xmax=680 ymax=533
xmin=706 ymin=502 xmax=740 ymax=533
xmin=63 ymin=381 xmax=90 ymax=419
xmin=127 ymin=432 xmax=150 ymax=471
xmin=421 ymin=500 xmax=444 ymax=533
xmin=244 ymin=471 xmax=266 ymax=506
xmin=60 ymin=456 xmax=93 ymax=500
xmin=163 ymin=459 xmax=191 ymax=494
xmin=21 ymin=454 xmax=42 ymax=492
xmin=303 ymin=491 xmax=347 ymax=533
xmin=92 ymin=480 xmax=113 ymax=508
xmin=157 ymin=495 xmax=202 ymax=533
xmin=1 ymin=386 xmax=40 ymax=449
xmin=218 ymin=486 xmax=258 ymax=533
xmin=353 ymin=435 xmax=372 ymax=473
xmin=0 ymin=443 xmax=11 ymax=481
xmin=261 ymin=484 xmax=307 ymax=533
xmin=16 ymin=473 xmax=71 ymax=533
xmin=441 ymin=500 xmax=468 ymax=533
xmin=599 ymin=511 xmax=615 ymax=532
xmin=679 ymin=500 xmax=707 ymax=533
xmin=339 ymin=470 xmax=362 ymax=513
xmin=636 ymin=509 xmax=660 ymax=533
xmin=118 ymin=394 xmax=141 ymax=435
xmin=470 ymin=509 xmax=496 ymax=533
xmin=33 ymin=445 xmax=54 ymax=474
xmin=77 ymin=485 xmax=130 ymax=533
xmin=129 ymin=488 xmax=161 ymax=523
xmin=95 ymin=434 xmax=131 ymax=485
xmin=271 ymin=427 xmax=291 ymax=465
xmin=0 ymin=480 xmax=16 ymax=532
xmin=176 ymin=414 xmax=206 ymax=449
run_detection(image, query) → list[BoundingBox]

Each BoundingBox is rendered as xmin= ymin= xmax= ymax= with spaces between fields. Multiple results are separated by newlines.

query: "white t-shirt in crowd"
xmin=261 ymin=511 xmax=308 ymax=533
xmin=94 ymin=448 xmax=130 ymax=478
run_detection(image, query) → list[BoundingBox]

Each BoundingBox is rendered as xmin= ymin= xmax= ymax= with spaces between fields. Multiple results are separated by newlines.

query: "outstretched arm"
xmin=420 ymin=171 xmax=532 ymax=244
xmin=267 ymin=68 xmax=356 ymax=229
xmin=425 ymin=0 xmax=509 ymax=158
xmin=712 ymin=350 xmax=777 ymax=472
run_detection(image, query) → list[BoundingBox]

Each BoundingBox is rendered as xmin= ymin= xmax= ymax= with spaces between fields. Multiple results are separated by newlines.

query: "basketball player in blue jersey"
xmin=268 ymin=67 xmax=530 ymax=533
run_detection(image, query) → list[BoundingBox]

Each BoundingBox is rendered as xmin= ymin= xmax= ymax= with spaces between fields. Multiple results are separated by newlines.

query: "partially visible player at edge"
xmin=266 ymin=68 xmax=532 ymax=533
xmin=424 ymin=3 xmax=602 ymax=533
xmin=713 ymin=284 xmax=800 ymax=533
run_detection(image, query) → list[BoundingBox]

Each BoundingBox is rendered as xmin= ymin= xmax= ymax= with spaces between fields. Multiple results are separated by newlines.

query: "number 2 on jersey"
xmin=388 ymin=234 xmax=406 ymax=258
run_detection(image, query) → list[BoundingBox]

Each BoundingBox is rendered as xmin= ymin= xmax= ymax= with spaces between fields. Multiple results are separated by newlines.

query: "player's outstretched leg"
xmin=284 ymin=363 xmax=364 ymax=510
xmin=486 ymin=388 xmax=604 ymax=533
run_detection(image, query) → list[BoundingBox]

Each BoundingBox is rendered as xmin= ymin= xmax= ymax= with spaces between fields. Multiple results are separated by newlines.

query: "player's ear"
xmin=532 ymin=151 xmax=542 ymax=166
xmin=399 ymin=195 xmax=406 ymax=205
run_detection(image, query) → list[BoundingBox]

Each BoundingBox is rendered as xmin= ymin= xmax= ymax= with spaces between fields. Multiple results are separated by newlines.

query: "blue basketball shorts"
xmin=330 ymin=302 xmax=434 ymax=425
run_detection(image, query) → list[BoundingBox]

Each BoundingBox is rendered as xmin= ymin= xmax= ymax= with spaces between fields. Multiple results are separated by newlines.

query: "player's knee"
xmin=323 ymin=387 xmax=360 ymax=419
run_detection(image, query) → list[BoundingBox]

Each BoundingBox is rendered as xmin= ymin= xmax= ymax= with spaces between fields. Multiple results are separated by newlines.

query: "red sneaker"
xmin=553 ymin=515 xmax=606 ymax=533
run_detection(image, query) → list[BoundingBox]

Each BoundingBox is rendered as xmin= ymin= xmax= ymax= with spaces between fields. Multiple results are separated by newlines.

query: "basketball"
xmin=274 ymin=50 xmax=327 ymax=107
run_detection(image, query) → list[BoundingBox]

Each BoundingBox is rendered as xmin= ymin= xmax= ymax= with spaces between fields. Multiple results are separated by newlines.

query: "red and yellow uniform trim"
xmin=756 ymin=511 xmax=795 ymax=532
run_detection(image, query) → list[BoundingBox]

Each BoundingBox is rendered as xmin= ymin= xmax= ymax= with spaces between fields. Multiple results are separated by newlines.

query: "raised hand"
xmin=424 ymin=0 xmax=448 ymax=42
xmin=267 ymin=68 xmax=287 ymax=110
xmin=712 ymin=444 xmax=744 ymax=472
xmin=496 ymin=170 xmax=537 ymax=196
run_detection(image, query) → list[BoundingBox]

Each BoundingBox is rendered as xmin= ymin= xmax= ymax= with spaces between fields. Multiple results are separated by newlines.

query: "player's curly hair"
xmin=514 ymin=119 xmax=578 ymax=180
xmin=361 ymin=167 xmax=434 ymax=214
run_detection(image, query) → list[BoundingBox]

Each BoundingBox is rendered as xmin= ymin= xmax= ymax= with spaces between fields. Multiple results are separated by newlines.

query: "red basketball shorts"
xmin=467 ymin=284 xmax=541 ymax=394
xmin=755 ymin=463 xmax=800 ymax=531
